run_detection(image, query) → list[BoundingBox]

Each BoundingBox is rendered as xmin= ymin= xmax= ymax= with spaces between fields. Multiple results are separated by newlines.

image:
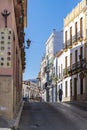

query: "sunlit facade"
xmin=45 ymin=29 xmax=63 ymax=102
xmin=63 ymin=0 xmax=87 ymax=101
xmin=0 ymin=0 xmax=27 ymax=120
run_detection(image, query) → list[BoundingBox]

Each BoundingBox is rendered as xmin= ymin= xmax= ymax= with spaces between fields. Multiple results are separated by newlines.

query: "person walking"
xmin=59 ymin=89 xmax=63 ymax=102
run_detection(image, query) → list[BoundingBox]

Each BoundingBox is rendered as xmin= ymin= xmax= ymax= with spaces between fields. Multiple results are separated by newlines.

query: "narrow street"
xmin=18 ymin=101 xmax=87 ymax=130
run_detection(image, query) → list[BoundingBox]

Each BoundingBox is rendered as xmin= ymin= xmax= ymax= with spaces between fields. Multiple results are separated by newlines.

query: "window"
xmin=65 ymin=31 xmax=67 ymax=48
xmin=75 ymin=22 xmax=78 ymax=42
xmin=80 ymin=17 xmax=83 ymax=38
xmin=70 ymin=27 xmax=72 ymax=45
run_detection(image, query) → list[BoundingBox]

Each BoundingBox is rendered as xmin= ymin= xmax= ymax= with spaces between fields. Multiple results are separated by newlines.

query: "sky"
xmin=23 ymin=0 xmax=81 ymax=80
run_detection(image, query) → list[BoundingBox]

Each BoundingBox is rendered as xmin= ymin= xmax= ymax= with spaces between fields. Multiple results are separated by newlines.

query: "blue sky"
xmin=23 ymin=0 xmax=81 ymax=80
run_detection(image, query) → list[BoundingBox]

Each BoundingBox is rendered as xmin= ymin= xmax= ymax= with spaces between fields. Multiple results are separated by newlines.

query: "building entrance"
xmin=74 ymin=78 xmax=77 ymax=100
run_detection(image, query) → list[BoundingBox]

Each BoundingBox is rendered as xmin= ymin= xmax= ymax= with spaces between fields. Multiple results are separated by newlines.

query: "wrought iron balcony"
xmin=45 ymin=65 xmax=50 ymax=73
xmin=67 ymin=58 xmax=86 ymax=75
xmin=45 ymin=61 xmax=53 ymax=73
xmin=77 ymin=31 xmax=83 ymax=40
xmin=63 ymin=31 xmax=83 ymax=49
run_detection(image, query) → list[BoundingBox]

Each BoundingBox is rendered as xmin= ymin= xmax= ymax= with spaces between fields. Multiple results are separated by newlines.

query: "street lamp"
xmin=24 ymin=39 xmax=31 ymax=49
xmin=21 ymin=32 xmax=31 ymax=49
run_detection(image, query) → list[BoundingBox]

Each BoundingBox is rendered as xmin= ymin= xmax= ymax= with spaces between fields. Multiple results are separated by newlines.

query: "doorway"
xmin=74 ymin=78 xmax=77 ymax=100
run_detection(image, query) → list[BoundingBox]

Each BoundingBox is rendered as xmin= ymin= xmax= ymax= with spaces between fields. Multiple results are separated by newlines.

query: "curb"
xmin=0 ymin=128 xmax=11 ymax=130
xmin=12 ymin=101 xmax=24 ymax=130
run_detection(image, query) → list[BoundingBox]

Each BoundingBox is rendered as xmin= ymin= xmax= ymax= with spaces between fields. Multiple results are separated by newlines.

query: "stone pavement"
xmin=0 ymin=101 xmax=24 ymax=130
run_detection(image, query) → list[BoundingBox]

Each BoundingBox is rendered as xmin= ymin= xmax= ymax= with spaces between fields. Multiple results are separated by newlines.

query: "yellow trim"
xmin=84 ymin=42 xmax=87 ymax=46
xmin=64 ymin=0 xmax=87 ymax=27
xmin=69 ymin=45 xmax=72 ymax=49
xmin=23 ymin=0 xmax=27 ymax=27
xmin=74 ymin=41 xmax=78 ymax=46
xmin=64 ymin=48 xmax=68 ymax=52
xmin=79 ymin=38 xmax=83 ymax=41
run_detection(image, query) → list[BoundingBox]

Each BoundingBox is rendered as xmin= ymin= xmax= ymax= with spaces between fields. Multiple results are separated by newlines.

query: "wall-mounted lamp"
xmin=24 ymin=39 xmax=31 ymax=49
xmin=22 ymin=32 xmax=31 ymax=49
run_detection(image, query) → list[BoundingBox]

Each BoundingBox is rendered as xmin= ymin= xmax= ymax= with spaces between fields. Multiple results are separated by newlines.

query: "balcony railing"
xmin=45 ymin=62 xmax=53 ymax=73
xmin=63 ymin=31 xmax=83 ymax=49
xmin=67 ymin=58 xmax=86 ymax=75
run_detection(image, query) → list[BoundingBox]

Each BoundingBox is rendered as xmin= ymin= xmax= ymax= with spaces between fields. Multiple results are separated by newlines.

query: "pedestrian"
xmin=59 ymin=89 xmax=63 ymax=102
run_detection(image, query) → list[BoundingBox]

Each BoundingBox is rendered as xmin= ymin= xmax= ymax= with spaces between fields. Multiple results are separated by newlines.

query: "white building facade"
xmin=22 ymin=80 xmax=40 ymax=101
xmin=45 ymin=29 xmax=63 ymax=102
xmin=40 ymin=56 xmax=46 ymax=101
xmin=40 ymin=0 xmax=87 ymax=102
xmin=56 ymin=50 xmax=64 ymax=102
xmin=63 ymin=0 xmax=87 ymax=101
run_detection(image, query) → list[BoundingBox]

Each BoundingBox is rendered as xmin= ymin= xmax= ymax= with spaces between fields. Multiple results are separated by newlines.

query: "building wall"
xmin=40 ymin=0 xmax=87 ymax=103
xmin=45 ymin=29 xmax=63 ymax=102
xmin=0 ymin=77 xmax=13 ymax=118
xmin=0 ymin=0 xmax=24 ymax=119
xmin=57 ymin=51 xmax=64 ymax=102
xmin=63 ymin=0 xmax=87 ymax=101
xmin=40 ymin=56 xmax=47 ymax=101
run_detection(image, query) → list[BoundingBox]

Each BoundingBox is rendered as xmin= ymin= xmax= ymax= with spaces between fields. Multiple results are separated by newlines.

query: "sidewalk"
xmin=49 ymin=101 xmax=87 ymax=120
xmin=0 ymin=101 xmax=24 ymax=130
xmin=0 ymin=117 xmax=11 ymax=130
